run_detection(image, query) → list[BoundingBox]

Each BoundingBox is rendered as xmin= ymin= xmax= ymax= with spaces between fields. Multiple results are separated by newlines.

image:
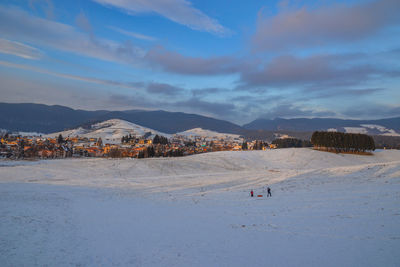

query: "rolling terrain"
xmin=1 ymin=148 xmax=400 ymax=266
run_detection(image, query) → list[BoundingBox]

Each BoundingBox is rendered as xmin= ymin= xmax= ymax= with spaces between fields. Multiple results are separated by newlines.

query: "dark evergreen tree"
xmin=147 ymin=146 xmax=155 ymax=157
xmin=242 ymin=142 xmax=248 ymax=150
xmin=57 ymin=134 xmax=64 ymax=144
xmin=153 ymin=135 xmax=160 ymax=144
xmin=153 ymin=135 xmax=169 ymax=145
xmin=185 ymin=141 xmax=196 ymax=147
xmin=97 ymin=137 xmax=103 ymax=147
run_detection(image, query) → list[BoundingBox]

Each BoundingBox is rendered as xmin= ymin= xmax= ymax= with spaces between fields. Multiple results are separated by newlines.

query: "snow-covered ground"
xmin=342 ymin=125 xmax=400 ymax=136
xmin=175 ymin=128 xmax=242 ymax=141
xmin=343 ymin=127 xmax=369 ymax=134
xmin=1 ymin=148 xmax=400 ymax=266
xmin=361 ymin=124 xmax=400 ymax=137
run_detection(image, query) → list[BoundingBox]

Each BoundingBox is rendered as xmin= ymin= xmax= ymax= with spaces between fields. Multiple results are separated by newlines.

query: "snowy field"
xmin=1 ymin=148 xmax=400 ymax=266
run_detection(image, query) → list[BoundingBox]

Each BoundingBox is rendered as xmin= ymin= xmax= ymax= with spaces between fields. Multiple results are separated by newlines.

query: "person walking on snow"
xmin=250 ymin=190 xmax=254 ymax=197
xmin=267 ymin=187 xmax=272 ymax=197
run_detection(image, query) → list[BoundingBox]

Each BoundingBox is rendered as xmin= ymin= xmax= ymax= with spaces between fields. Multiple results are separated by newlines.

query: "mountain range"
xmin=1 ymin=103 xmax=399 ymax=137
xmin=0 ymin=103 xmax=242 ymax=134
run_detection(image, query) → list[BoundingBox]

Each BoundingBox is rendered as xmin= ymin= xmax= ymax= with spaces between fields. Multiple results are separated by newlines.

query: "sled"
xmin=257 ymin=195 xmax=263 ymax=197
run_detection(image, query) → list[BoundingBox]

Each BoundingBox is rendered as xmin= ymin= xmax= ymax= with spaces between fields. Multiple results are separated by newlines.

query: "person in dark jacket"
xmin=267 ymin=187 xmax=272 ymax=197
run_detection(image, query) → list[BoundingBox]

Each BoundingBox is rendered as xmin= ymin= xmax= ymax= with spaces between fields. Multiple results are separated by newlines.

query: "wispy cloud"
xmin=343 ymin=104 xmax=400 ymax=119
xmin=0 ymin=6 xmax=236 ymax=76
xmin=28 ymin=0 xmax=54 ymax=19
xmin=174 ymin=98 xmax=236 ymax=117
xmin=108 ymin=26 xmax=157 ymax=41
xmin=253 ymin=0 xmax=400 ymax=51
xmin=0 ymin=72 xmax=105 ymax=110
xmin=146 ymin=82 xmax=183 ymax=96
xmin=75 ymin=11 xmax=93 ymax=34
xmin=92 ymin=0 xmax=231 ymax=36
xmin=108 ymin=94 xmax=238 ymax=119
xmin=304 ymin=88 xmax=385 ymax=100
xmin=146 ymin=46 xmax=239 ymax=75
xmin=0 ymin=6 xmax=145 ymax=65
xmin=239 ymin=53 xmax=397 ymax=89
xmin=0 ymin=38 xmax=43 ymax=59
xmin=191 ymin=87 xmax=229 ymax=97
xmin=0 ymin=60 xmax=143 ymax=90
xmin=258 ymin=103 xmax=336 ymax=119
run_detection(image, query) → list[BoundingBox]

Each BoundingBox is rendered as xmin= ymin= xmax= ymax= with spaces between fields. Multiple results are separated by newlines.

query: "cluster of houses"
xmin=0 ymin=132 xmax=276 ymax=160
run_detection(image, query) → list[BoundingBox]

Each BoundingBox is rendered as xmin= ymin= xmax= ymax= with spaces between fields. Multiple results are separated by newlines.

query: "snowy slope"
xmin=343 ymin=124 xmax=400 ymax=136
xmin=343 ymin=127 xmax=368 ymax=134
xmin=361 ymin=124 xmax=400 ymax=136
xmin=1 ymin=148 xmax=399 ymax=191
xmin=47 ymin=119 xmax=170 ymax=143
xmin=176 ymin=127 xmax=242 ymax=141
xmin=1 ymin=148 xmax=400 ymax=266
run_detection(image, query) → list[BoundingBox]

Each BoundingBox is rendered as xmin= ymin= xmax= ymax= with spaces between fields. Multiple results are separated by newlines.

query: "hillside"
xmin=175 ymin=128 xmax=243 ymax=141
xmin=47 ymin=119 xmax=171 ymax=144
xmin=1 ymin=148 xmax=399 ymax=190
xmin=47 ymin=119 xmax=245 ymax=144
xmin=1 ymin=149 xmax=400 ymax=266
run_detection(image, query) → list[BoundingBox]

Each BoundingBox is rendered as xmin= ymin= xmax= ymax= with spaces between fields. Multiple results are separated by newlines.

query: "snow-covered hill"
xmin=360 ymin=124 xmax=400 ymax=136
xmin=1 ymin=149 xmax=400 ymax=266
xmin=47 ymin=119 xmax=170 ymax=143
xmin=2 ymin=148 xmax=398 ymax=190
xmin=340 ymin=124 xmax=399 ymax=136
xmin=47 ymin=120 xmax=244 ymax=143
xmin=328 ymin=125 xmax=400 ymax=136
xmin=175 ymin=127 xmax=243 ymax=141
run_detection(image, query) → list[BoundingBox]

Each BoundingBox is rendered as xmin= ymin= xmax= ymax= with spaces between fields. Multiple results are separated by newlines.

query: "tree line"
xmin=311 ymin=131 xmax=375 ymax=153
xmin=272 ymin=138 xmax=312 ymax=148
xmin=152 ymin=135 xmax=169 ymax=145
xmin=241 ymin=141 xmax=268 ymax=150
xmin=121 ymin=134 xmax=135 ymax=144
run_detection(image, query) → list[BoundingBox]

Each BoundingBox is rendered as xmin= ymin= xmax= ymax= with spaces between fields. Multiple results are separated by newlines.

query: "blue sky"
xmin=0 ymin=0 xmax=399 ymax=124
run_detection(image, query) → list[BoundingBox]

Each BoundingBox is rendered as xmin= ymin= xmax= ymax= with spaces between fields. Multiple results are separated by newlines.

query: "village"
xmin=0 ymin=132 xmax=275 ymax=160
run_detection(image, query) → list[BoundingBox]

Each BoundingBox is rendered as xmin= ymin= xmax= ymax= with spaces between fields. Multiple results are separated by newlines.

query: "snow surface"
xmin=175 ymin=128 xmax=242 ymax=141
xmin=0 ymin=129 xmax=44 ymax=136
xmin=341 ymin=125 xmax=400 ymax=136
xmin=1 ymin=148 xmax=400 ymax=266
xmin=344 ymin=127 xmax=368 ymax=134
xmin=274 ymin=133 xmax=293 ymax=139
xmin=15 ymin=131 xmax=44 ymax=137
xmin=47 ymin=119 xmax=171 ymax=144
xmin=361 ymin=124 xmax=400 ymax=137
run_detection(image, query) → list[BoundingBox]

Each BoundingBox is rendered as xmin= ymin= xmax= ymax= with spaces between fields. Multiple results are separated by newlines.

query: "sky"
xmin=0 ymin=0 xmax=399 ymax=124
